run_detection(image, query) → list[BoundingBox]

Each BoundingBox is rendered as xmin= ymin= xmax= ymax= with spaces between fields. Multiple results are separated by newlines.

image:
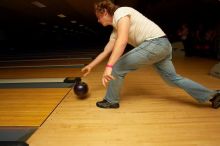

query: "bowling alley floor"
xmin=0 ymin=50 xmax=96 ymax=141
xmin=27 ymin=55 xmax=220 ymax=146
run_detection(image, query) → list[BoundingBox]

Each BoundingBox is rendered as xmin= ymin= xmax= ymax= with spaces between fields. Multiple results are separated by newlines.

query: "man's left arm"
xmin=107 ymin=16 xmax=130 ymax=66
xmin=102 ymin=16 xmax=130 ymax=87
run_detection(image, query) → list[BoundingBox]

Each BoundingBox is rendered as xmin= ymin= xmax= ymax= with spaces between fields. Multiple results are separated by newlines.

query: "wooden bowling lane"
xmin=0 ymin=67 xmax=83 ymax=78
xmin=27 ymin=56 xmax=220 ymax=146
xmin=0 ymin=55 xmax=89 ymax=126
xmin=0 ymin=57 xmax=92 ymax=78
xmin=0 ymin=88 xmax=70 ymax=126
xmin=0 ymin=49 xmax=98 ymax=78
xmin=0 ymin=50 xmax=99 ymax=61
xmin=0 ymin=58 xmax=92 ymax=68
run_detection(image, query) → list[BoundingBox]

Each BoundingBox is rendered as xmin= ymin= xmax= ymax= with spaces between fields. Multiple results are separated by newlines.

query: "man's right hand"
xmin=81 ymin=65 xmax=92 ymax=77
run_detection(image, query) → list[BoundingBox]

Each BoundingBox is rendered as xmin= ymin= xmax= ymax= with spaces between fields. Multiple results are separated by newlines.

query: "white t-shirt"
xmin=110 ymin=7 xmax=166 ymax=47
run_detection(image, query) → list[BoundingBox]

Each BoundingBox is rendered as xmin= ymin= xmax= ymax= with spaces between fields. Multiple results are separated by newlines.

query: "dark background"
xmin=0 ymin=0 xmax=219 ymax=57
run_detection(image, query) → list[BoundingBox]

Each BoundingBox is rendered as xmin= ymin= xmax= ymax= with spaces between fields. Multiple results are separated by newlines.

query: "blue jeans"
xmin=104 ymin=37 xmax=217 ymax=104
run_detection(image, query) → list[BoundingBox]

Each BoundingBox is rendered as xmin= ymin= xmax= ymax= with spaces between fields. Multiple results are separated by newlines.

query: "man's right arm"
xmin=81 ymin=39 xmax=115 ymax=77
xmin=87 ymin=39 xmax=115 ymax=68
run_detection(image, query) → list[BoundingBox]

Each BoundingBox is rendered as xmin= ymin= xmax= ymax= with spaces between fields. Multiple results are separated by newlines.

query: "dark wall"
xmin=0 ymin=0 xmax=219 ymax=56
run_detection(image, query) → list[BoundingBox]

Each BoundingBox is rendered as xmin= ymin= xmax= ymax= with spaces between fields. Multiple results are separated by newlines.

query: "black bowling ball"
xmin=74 ymin=82 xmax=89 ymax=99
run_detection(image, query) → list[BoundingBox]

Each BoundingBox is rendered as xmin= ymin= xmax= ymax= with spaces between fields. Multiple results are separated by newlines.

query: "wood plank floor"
xmin=0 ymin=88 xmax=70 ymax=126
xmin=27 ymin=55 xmax=220 ymax=146
xmin=0 ymin=56 xmax=94 ymax=127
xmin=0 ymin=58 xmax=92 ymax=67
xmin=0 ymin=68 xmax=83 ymax=78
xmin=0 ymin=59 xmax=90 ymax=78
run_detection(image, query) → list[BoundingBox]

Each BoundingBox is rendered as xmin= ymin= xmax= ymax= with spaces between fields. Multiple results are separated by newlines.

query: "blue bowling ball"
xmin=74 ymin=82 xmax=89 ymax=99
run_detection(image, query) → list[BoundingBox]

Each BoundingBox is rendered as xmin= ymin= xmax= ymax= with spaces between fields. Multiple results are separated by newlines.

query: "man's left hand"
xmin=102 ymin=67 xmax=115 ymax=87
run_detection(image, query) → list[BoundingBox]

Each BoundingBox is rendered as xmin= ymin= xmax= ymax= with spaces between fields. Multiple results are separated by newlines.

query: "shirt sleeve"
xmin=114 ymin=8 xmax=130 ymax=25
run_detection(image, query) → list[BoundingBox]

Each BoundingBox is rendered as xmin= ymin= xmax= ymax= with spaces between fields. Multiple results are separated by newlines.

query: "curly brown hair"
xmin=94 ymin=0 xmax=119 ymax=16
